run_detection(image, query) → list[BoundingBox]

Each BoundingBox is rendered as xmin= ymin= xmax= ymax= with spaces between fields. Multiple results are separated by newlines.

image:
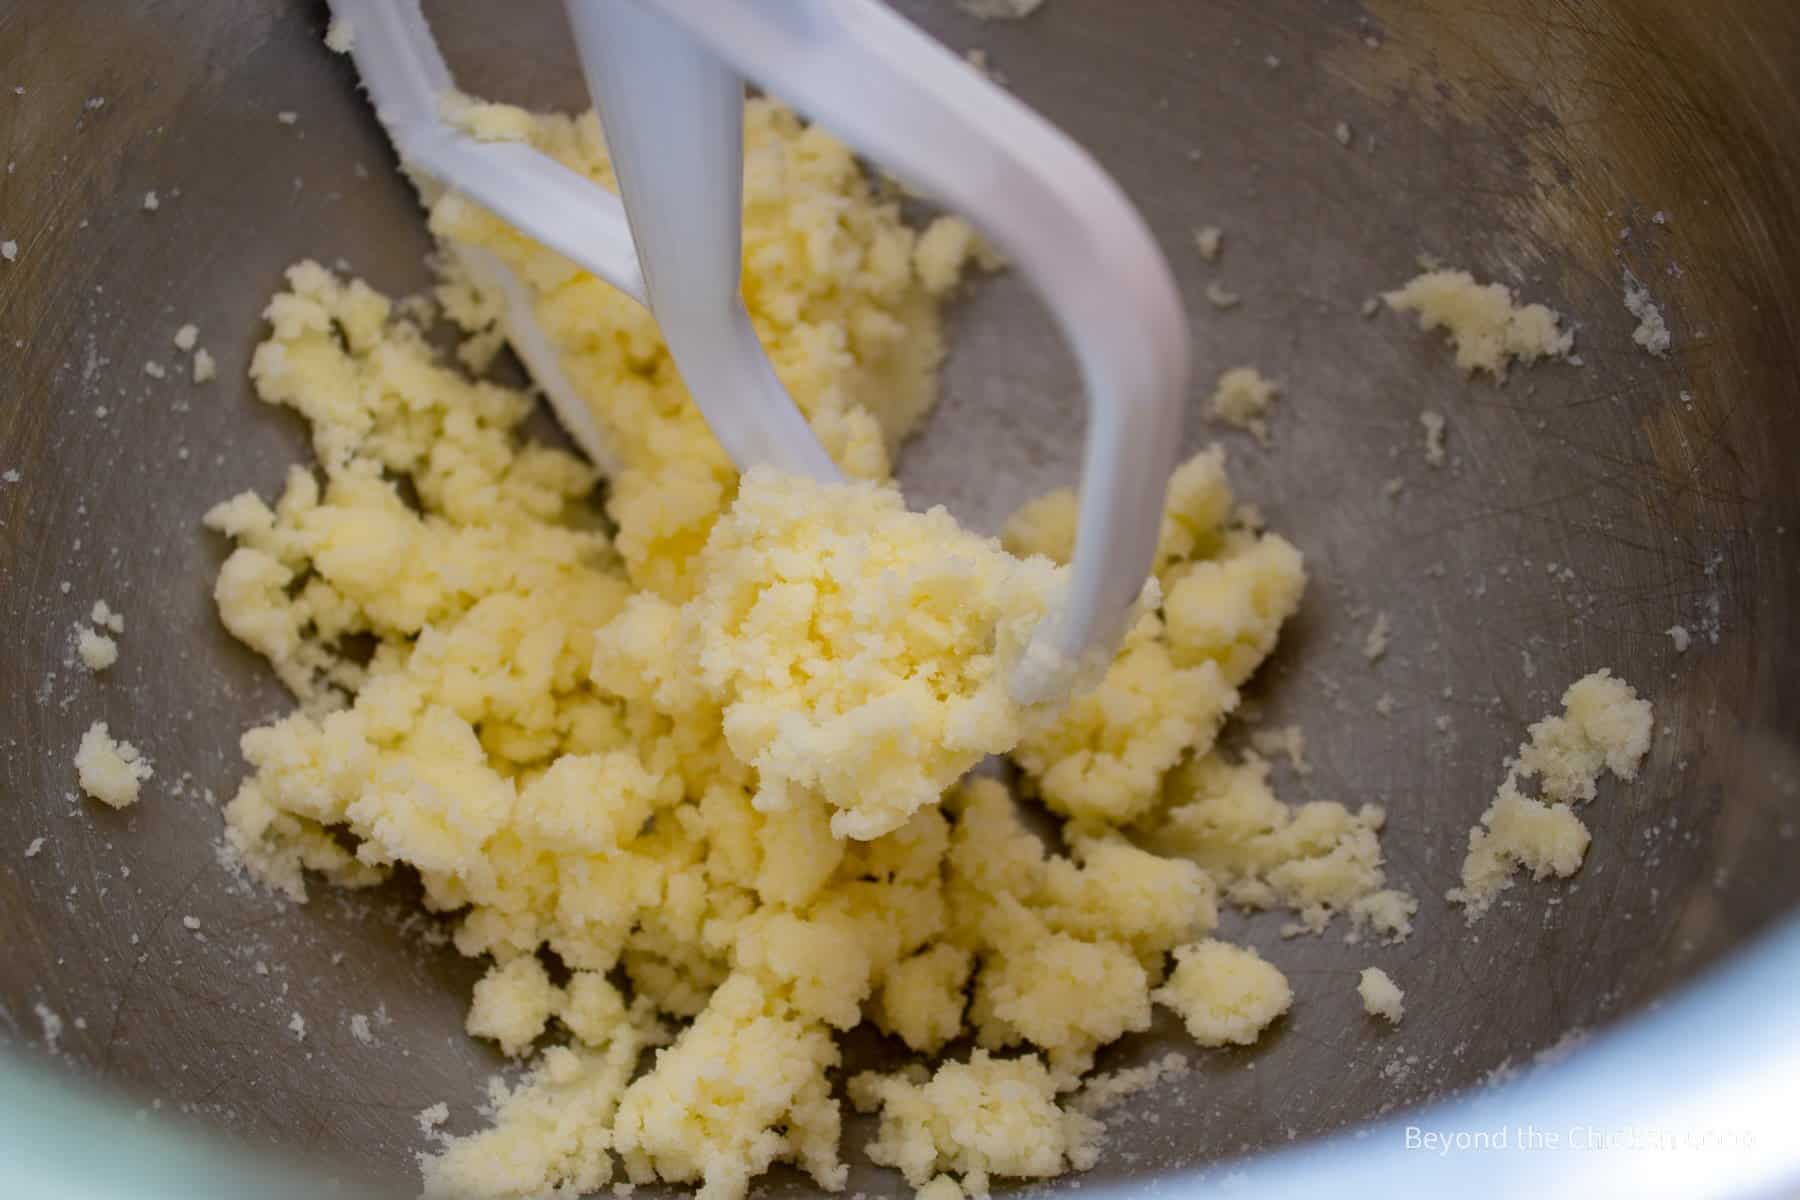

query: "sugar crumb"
xmin=954 ymin=0 xmax=1044 ymax=18
xmin=1249 ymin=724 xmax=1311 ymax=775
xmin=35 ymin=1003 xmax=64 ymax=1053
xmin=1193 ymin=226 xmax=1223 ymax=262
xmin=1362 ymin=611 xmax=1391 ymax=663
xmin=1073 ymin=1051 xmax=1191 ymax=1116
xmin=1622 ymin=269 xmax=1670 ymax=356
xmin=92 ymin=600 xmax=124 ymax=633
xmin=1420 ymin=410 xmax=1446 ymax=467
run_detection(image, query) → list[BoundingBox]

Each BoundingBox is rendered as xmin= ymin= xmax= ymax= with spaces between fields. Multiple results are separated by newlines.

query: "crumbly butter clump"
xmin=1149 ymin=751 xmax=1417 ymax=941
xmin=850 ymin=1050 xmax=1101 ymax=1191
xmin=1449 ymin=669 xmax=1653 ymax=920
xmin=1358 ymin=966 xmax=1404 ymax=1023
xmin=693 ymin=468 xmax=1062 ymax=840
xmin=1384 ymin=268 xmax=1574 ymax=379
xmin=75 ymin=721 xmax=151 ymax=808
xmin=205 ymin=97 xmax=1410 ymax=1200
xmin=422 ymin=1021 xmax=650 ymax=1200
xmin=1209 ymin=366 xmax=1279 ymax=443
xmin=1002 ymin=448 xmax=1300 ymax=829
xmin=77 ymin=626 xmax=118 ymax=671
xmin=1153 ymin=939 xmax=1291 ymax=1046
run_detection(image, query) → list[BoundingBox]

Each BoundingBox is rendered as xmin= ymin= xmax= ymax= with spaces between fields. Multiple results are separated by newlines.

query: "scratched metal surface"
xmin=1 ymin=0 xmax=1797 ymax=1195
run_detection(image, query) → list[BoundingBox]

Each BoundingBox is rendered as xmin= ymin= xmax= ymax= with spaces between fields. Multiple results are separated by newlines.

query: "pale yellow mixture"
xmin=185 ymin=96 xmax=1652 ymax=1200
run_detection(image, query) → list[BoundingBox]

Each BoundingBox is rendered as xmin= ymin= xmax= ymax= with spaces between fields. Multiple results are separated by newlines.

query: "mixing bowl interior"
xmin=2 ymin=0 xmax=1797 ymax=1195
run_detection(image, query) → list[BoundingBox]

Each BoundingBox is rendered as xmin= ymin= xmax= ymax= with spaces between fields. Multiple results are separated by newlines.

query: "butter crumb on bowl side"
xmin=1209 ymin=365 xmax=1279 ymax=444
xmin=76 ymin=626 xmax=118 ymax=672
xmin=1358 ymin=966 xmax=1405 ymax=1024
xmin=1449 ymin=669 xmax=1654 ymax=921
xmin=75 ymin=721 xmax=151 ymax=808
xmin=1383 ymin=268 xmax=1574 ymax=379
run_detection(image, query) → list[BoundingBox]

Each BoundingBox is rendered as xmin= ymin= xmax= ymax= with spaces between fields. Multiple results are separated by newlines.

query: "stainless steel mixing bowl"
xmin=3 ymin=1 xmax=1798 ymax=1196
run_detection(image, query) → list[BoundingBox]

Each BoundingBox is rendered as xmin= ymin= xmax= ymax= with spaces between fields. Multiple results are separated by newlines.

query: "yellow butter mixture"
xmin=194 ymin=97 xmax=1647 ymax=1200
